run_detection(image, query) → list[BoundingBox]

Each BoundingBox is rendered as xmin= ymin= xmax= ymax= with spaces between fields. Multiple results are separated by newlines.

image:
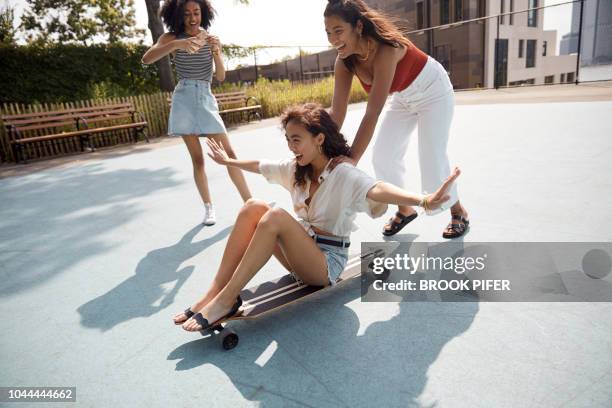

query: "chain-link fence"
xmin=218 ymin=0 xmax=611 ymax=89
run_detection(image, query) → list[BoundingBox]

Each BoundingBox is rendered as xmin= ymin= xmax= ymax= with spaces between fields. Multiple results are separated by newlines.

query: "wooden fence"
xmin=0 ymin=92 xmax=172 ymax=163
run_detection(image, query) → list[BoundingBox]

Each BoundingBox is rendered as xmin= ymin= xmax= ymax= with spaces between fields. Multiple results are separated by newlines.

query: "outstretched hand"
xmin=424 ymin=167 xmax=461 ymax=210
xmin=206 ymin=138 xmax=230 ymax=165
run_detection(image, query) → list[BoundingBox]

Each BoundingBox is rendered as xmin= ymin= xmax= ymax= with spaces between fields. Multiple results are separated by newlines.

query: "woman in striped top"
xmin=142 ymin=0 xmax=251 ymax=226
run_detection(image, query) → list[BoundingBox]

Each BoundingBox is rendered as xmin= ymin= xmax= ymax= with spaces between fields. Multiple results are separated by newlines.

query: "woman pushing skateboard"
xmin=323 ymin=0 xmax=469 ymax=238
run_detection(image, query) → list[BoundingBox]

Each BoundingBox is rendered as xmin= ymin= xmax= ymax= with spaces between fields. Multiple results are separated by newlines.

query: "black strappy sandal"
xmin=174 ymin=307 xmax=195 ymax=325
xmin=382 ymin=211 xmax=418 ymax=236
xmin=442 ymin=215 xmax=470 ymax=239
xmin=190 ymin=296 xmax=243 ymax=331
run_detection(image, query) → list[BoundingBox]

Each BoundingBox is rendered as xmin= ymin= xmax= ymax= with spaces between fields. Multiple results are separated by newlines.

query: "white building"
xmin=485 ymin=0 xmax=578 ymax=86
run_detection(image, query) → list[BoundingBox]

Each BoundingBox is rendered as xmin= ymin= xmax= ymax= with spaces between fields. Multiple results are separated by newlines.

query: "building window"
xmin=519 ymin=39 xmax=524 ymax=58
xmin=509 ymin=0 xmax=514 ymax=25
xmin=560 ymin=73 xmax=565 ymax=82
xmin=542 ymin=41 xmax=547 ymax=56
xmin=455 ymin=0 xmax=463 ymax=22
xmin=417 ymin=1 xmax=424 ymax=29
xmin=528 ymin=0 xmax=538 ymax=27
xmin=526 ymin=39 xmax=536 ymax=67
xmin=545 ymin=75 xmax=554 ymax=84
xmin=434 ymin=44 xmax=451 ymax=73
xmin=567 ymin=72 xmax=575 ymax=82
xmin=500 ymin=0 xmax=505 ymax=24
xmin=509 ymin=79 xmax=535 ymax=86
xmin=441 ymin=0 xmax=450 ymax=25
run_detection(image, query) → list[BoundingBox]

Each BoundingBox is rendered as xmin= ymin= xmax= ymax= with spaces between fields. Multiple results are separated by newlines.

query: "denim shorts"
xmin=168 ymin=79 xmax=226 ymax=137
xmin=310 ymin=234 xmax=350 ymax=286
xmin=318 ymin=241 xmax=350 ymax=285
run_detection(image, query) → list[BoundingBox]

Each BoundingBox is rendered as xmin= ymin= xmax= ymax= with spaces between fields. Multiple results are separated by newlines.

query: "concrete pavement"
xmin=1 ymin=89 xmax=612 ymax=407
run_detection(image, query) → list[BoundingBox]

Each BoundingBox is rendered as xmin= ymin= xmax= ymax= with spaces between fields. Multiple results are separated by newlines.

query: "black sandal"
xmin=442 ymin=215 xmax=470 ymax=239
xmin=190 ymin=296 xmax=243 ymax=331
xmin=382 ymin=211 xmax=418 ymax=236
xmin=174 ymin=307 xmax=195 ymax=325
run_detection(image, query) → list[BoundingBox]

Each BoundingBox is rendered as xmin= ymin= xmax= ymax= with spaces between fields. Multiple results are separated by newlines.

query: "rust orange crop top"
xmin=357 ymin=45 xmax=428 ymax=94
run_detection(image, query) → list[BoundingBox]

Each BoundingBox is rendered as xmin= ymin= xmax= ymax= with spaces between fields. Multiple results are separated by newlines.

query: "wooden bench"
xmin=167 ymin=91 xmax=262 ymax=126
xmin=2 ymin=103 xmax=148 ymax=163
xmin=215 ymin=91 xmax=262 ymax=123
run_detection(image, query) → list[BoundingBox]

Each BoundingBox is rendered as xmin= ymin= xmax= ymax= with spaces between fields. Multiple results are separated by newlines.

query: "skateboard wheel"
xmin=379 ymin=268 xmax=391 ymax=281
xmin=220 ymin=329 xmax=239 ymax=350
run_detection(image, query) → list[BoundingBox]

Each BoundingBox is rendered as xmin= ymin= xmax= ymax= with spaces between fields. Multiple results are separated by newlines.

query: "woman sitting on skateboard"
xmin=175 ymin=103 xmax=460 ymax=332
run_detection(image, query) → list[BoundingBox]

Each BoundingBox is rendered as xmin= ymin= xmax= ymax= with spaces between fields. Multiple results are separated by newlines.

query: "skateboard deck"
xmin=201 ymin=248 xmax=386 ymax=349
xmin=229 ymin=248 xmax=385 ymax=321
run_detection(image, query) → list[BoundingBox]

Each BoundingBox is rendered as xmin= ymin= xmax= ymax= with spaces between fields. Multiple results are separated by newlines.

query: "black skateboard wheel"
xmin=220 ymin=329 xmax=239 ymax=350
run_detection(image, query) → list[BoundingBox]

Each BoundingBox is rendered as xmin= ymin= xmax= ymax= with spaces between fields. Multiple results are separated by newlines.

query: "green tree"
xmin=0 ymin=2 xmax=17 ymax=45
xmin=143 ymin=0 xmax=174 ymax=91
xmin=21 ymin=0 xmax=144 ymax=45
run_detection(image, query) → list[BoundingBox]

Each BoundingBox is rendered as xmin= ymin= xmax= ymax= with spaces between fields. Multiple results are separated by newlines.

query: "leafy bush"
xmin=0 ymin=43 xmax=161 ymax=103
xmin=236 ymin=77 xmax=367 ymax=119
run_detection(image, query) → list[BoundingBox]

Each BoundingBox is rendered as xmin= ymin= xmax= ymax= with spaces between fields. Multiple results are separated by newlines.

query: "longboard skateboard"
xmin=202 ymin=248 xmax=388 ymax=350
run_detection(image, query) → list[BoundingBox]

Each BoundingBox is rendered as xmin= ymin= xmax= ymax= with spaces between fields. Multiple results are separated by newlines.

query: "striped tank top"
xmin=173 ymin=32 xmax=214 ymax=82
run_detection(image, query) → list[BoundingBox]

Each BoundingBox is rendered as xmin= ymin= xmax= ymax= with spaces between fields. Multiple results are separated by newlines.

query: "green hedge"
xmin=0 ymin=43 xmax=162 ymax=104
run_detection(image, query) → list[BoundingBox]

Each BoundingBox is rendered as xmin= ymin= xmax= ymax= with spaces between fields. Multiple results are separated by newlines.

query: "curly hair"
xmin=280 ymin=103 xmax=351 ymax=188
xmin=160 ymin=0 xmax=216 ymax=34
xmin=324 ymin=0 xmax=414 ymax=73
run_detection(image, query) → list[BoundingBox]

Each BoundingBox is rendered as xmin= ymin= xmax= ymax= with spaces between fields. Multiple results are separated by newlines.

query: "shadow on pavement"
xmin=78 ymin=225 xmax=231 ymax=331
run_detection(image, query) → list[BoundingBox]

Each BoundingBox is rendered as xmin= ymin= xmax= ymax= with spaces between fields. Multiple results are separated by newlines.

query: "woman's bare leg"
xmin=182 ymin=207 xmax=329 ymax=331
xmin=209 ymin=133 xmax=252 ymax=202
xmin=182 ymin=135 xmax=212 ymax=204
xmin=173 ymin=200 xmax=291 ymax=324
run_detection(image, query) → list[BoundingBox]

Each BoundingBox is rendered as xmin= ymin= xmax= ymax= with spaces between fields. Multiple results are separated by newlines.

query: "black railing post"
xmin=575 ymin=0 xmax=584 ymax=84
xmin=495 ymin=15 xmax=500 ymax=89
xmin=253 ymin=48 xmax=258 ymax=81
xmin=299 ymin=47 xmax=304 ymax=81
xmin=431 ymin=26 xmax=435 ymax=60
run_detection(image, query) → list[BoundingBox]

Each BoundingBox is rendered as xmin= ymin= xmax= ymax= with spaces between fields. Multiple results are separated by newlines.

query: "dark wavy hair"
xmin=324 ymin=0 xmax=414 ymax=72
xmin=280 ymin=103 xmax=351 ymax=188
xmin=160 ymin=0 xmax=216 ymax=34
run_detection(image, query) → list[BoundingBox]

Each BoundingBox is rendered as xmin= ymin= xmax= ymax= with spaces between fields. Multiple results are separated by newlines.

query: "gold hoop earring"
xmin=319 ymin=145 xmax=323 ymax=154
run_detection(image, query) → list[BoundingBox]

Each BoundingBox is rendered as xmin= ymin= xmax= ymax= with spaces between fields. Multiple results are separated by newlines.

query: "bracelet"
xmin=418 ymin=196 xmax=428 ymax=209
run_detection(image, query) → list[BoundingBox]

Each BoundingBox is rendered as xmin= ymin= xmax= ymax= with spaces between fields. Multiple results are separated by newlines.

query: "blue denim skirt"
xmin=168 ymin=79 xmax=226 ymax=137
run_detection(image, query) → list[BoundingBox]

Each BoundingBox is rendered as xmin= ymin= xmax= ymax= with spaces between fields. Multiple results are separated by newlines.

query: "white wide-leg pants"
xmin=372 ymin=56 xmax=459 ymax=214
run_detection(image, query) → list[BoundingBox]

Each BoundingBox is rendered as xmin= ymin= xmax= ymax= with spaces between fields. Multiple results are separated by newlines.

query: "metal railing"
xmin=220 ymin=0 xmax=610 ymax=89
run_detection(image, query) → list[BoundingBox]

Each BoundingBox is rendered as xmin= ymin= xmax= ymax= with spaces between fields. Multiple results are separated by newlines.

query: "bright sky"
xmin=8 ymin=0 xmax=330 ymax=45
xmin=8 ymin=0 xmax=573 ymax=67
xmin=8 ymin=0 xmax=332 ymax=67
xmin=137 ymin=0 xmax=330 ymax=47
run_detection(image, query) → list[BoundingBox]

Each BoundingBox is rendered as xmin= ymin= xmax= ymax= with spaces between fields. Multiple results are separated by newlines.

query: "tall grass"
xmin=213 ymin=77 xmax=368 ymax=119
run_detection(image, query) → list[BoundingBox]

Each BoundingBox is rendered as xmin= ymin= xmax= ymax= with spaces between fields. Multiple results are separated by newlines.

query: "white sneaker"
xmin=203 ymin=203 xmax=216 ymax=226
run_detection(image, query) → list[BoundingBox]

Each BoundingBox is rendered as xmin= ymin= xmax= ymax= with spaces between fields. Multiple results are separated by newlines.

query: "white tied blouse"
xmin=259 ymin=159 xmax=388 ymax=237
